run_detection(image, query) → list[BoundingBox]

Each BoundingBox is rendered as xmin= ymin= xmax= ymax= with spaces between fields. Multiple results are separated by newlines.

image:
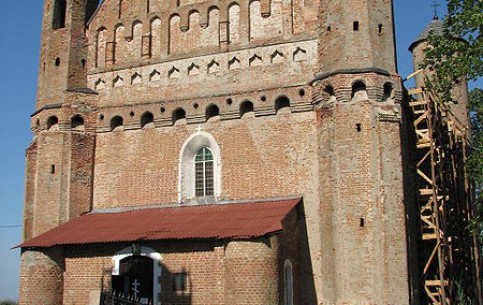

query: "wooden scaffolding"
xmin=406 ymin=70 xmax=482 ymax=305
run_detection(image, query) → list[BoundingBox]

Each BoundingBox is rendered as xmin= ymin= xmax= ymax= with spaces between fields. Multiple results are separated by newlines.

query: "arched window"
xmin=112 ymin=246 xmax=162 ymax=305
xmin=383 ymin=82 xmax=395 ymax=102
xmin=141 ymin=112 xmax=154 ymax=128
xmin=194 ymin=147 xmax=214 ymax=197
xmin=284 ymin=260 xmax=293 ymax=305
xmin=351 ymin=80 xmax=368 ymax=101
xmin=172 ymin=108 xmax=186 ymax=125
xmin=275 ymin=96 xmax=291 ymax=114
xmin=71 ymin=115 xmax=85 ymax=131
xmin=179 ymin=132 xmax=221 ymax=202
xmin=110 ymin=115 xmax=123 ymax=131
xmin=240 ymin=100 xmax=254 ymax=117
xmin=47 ymin=116 xmax=59 ymax=131
xmin=205 ymin=104 xmax=219 ymax=121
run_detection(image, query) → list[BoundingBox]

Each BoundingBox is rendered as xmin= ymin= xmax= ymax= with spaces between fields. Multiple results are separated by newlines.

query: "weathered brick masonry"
xmin=20 ymin=0 xmax=415 ymax=304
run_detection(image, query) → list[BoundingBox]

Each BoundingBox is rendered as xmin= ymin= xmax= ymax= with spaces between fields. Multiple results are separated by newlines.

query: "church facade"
xmin=20 ymin=0 xmax=415 ymax=304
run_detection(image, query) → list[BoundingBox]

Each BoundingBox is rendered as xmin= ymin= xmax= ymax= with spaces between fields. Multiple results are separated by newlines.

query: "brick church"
xmin=17 ymin=0 xmax=477 ymax=305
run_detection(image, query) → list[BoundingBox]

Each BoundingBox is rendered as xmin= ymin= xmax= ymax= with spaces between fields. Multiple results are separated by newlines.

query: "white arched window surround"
xmin=284 ymin=259 xmax=294 ymax=305
xmin=111 ymin=246 xmax=162 ymax=305
xmin=178 ymin=131 xmax=221 ymax=202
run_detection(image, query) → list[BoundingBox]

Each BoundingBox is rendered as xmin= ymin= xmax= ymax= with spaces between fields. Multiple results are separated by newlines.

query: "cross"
xmin=431 ymin=0 xmax=440 ymax=19
xmin=195 ymin=125 xmax=204 ymax=133
xmin=132 ymin=279 xmax=141 ymax=299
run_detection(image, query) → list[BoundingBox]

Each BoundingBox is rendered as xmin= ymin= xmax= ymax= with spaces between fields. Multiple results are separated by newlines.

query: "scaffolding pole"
xmin=406 ymin=71 xmax=481 ymax=305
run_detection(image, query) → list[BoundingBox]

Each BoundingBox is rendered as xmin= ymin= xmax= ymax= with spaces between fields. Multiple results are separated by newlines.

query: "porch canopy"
xmin=19 ymin=198 xmax=301 ymax=248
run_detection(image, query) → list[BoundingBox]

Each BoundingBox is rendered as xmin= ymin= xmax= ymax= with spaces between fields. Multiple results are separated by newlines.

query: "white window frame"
xmin=178 ymin=131 xmax=221 ymax=202
xmin=194 ymin=147 xmax=214 ymax=197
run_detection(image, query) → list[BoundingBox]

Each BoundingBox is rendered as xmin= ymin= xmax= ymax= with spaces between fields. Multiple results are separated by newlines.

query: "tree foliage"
xmin=467 ymin=88 xmax=483 ymax=242
xmin=423 ymin=0 xmax=482 ymax=99
xmin=423 ymin=0 xmax=482 ymax=242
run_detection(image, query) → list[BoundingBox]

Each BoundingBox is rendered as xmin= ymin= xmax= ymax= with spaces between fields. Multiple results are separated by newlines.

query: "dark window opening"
xmin=50 ymin=164 xmax=56 ymax=174
xmin=172 ymin=108 xmax=186 ymax=125
xmin=360 ymin=217 xmax=365 ymax=227
xmin=112 ymin=256 xmax=153 ymax=303
xmin=351 ymin=81 xmax=367 ymax=99
xmin=324 ymin=85 xmax=335 ymax=97
xmin=81 ymin=59 xmax=86 ymax=68
xmin=378 ymin=24 xmax=384 ymax=34
xmin=141 ymin=112 xmax=154 ymax=128
xmin=205 ymin=105 xmax=220 ymax=121
xmin=110 ymin=116 xmax=123 ymax=130
xmin=55 ymin=57 xmax=61 ymax=66
xmin=356 ymin=123 xmax=362 ymax=132
xmin=52 ymin=0 xmax=67 ymax=30
xmin=240 ymin=101 xmax=254 ymax=117
xmin=71 ymin=115 xmax=85 ymax=131
xmin=275 ymin=96 xmax=291 ymax=113
xmin=47 ymin=116 xmax=59 ymax=130
xmin=173 ymin=272 xmax=187 ymax=291
xmin=353 ymin=21 xmax=359 ymax=31
xmin=383 ymin=82 xmax=394 ymax=101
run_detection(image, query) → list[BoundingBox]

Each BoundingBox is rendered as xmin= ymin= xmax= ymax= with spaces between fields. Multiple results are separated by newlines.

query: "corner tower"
xmin=21 ymin=2 xmax=100 ymax=304
xmin=409 ymin=16 xmax=470 ymax=128
xmin=24 ymin=0 xmax=100 ymax=241
xmin=318 ymin=0 xmax=397 ymax=73
xmin=36 ymin=0 xmax=99 ymax=109
xmin=312 ymin=1 xmax=410 ymax=304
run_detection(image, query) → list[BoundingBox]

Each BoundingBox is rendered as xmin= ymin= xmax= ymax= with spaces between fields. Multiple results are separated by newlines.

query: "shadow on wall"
xmin=279 ymin=201 xmax=318 ymax=305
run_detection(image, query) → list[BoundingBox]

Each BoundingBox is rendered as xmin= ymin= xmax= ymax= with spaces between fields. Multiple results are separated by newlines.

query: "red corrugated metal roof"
xmin=19 ymin=198 xmax=300 ymax=248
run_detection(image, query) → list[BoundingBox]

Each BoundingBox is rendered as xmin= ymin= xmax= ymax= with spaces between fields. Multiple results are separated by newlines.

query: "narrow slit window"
xmin=173 ymin=273 xmax=187 ymax=291
xmin=194 ymin=147 xmax=214 ymax=197
xmin=353 ymin=21 xmax=359 ymax=31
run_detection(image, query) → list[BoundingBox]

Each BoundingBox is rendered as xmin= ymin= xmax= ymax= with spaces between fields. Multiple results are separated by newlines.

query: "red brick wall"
xmin=19 ymin=249 xmax=64 ymax=305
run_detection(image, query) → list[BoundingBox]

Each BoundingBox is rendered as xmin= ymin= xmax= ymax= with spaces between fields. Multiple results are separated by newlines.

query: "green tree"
xmin=467 ymin=88 xmax=483 ymax=242
xmin=423 ymin=0 xmax=482 ymax=100
xmin=424 ymin=0 xmax=483 ymax=242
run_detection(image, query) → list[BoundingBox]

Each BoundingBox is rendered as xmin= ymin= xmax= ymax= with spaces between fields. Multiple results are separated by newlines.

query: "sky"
xmin=0 ymin=0 xmax=480 ymax=301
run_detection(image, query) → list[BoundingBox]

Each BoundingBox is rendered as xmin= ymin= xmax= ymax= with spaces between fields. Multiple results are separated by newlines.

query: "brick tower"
xmin=311 ymin=0 xmax=409 ymax=304
xmin=20 ymin=0 xmax=411 ymax=304
xmin=21 ymin=1 xmax=98 ymax=303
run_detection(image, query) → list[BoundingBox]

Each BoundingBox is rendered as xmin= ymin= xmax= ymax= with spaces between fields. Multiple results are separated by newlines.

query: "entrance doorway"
xmin=112 ymin=255 xmax=154 ymax=304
